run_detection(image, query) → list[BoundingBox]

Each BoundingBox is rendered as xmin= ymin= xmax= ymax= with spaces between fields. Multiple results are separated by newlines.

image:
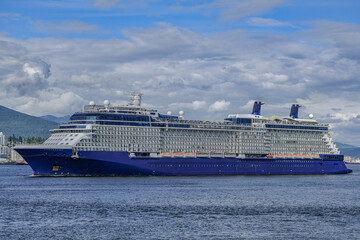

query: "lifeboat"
xmin=173 ymin=152 xmax=184 ymax=157
xmin=161 ymin=152 xmax=172 ymax=157
xmin=224 ymin=152 xmax=237 ymax=158
xmin=210 ymin=152 xmax=224 ymax=158
xmin=196 ymin=151 xmax=209 ymax=158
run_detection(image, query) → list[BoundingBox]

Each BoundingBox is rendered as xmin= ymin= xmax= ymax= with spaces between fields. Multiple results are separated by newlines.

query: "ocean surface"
xmin=1 ymin=165 xmax=359 ymax=240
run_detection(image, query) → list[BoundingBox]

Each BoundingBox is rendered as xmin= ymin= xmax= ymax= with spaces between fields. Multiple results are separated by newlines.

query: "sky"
xmin=1 ymin=0 xmax=360 ymax=146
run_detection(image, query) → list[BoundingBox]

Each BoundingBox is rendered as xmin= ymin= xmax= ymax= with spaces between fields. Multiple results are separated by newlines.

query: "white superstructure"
xmin=41 ymin=94 xmax=339 ymax=158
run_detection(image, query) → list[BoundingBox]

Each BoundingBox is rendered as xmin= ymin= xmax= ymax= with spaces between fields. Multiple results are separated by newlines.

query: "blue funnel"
xmin=290 ymin=104 xmax=300 ymax=119
xmin=252 ymin=101 xmax=264 ymax=115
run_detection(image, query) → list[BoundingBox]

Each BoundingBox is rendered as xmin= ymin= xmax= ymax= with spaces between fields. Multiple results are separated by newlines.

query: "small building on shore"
xmin=344 ymin=155 xmax=360 ymax=164
xmin=11 ymin=149 xmax=25 ymax=163
xmin=0 ymin=132 xmax=10 ymax=159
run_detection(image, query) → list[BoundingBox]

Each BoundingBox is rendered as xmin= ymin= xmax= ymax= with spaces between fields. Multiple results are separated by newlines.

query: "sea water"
xmin=0 ymin=165 xmax=359 ymax=240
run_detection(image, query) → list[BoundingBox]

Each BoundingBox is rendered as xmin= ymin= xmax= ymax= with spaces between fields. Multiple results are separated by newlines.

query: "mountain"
xmin=336 ymin=142 xmax=360 ymax=158
xmin=40 ymin=115 xmax=70 ymax=124
xmin=0 ymin=105 xmax=59 ymax=138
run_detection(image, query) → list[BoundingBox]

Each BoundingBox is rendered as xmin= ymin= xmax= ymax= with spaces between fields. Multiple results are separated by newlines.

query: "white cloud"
xmin=0 ymin=12 xmax=21 ymax=18
xmin=261 ymin=72 xmax=289 ymax=88
xmin=168 ymin=100 xmax=207 ymax=112
xmin=69 ymin=72 xmax=102 ymax=87
xmin=169 ymin=0 xmax=286 ymax=22
xmin=247 ymin=17 xmax=294 ymax=27
xmin=208 ymin=0 xmax=286 ymax=22
xmin=16 ymin=91 xmax=84 ymax=117
xmin=23 ymin=62 xmax=47 ymax=79
xmin=115 ymin=90 xmax=124 ymax=95
xmin=192 ymin=100 xmax=207 ymax=110
xmin=32 ymin=20 xmax=99 ymax=34
xmin=331 ymin=113 xmax=359 ymax=121
xmin=1 ymin=21 xmax=360 ymax=144
xmin=208 ymin=100 xmax=230 ymax=112
xmin=91 ymin=0 xmax=123 ymax=10
xmin=0 ymin=45 xmax=51 ymax=96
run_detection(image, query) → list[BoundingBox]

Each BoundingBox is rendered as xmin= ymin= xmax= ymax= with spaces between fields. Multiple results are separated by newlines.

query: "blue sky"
xmin=2 ymin=0 xmax=360 ymax=38
xmin=1 ymin=0 xmax=360 ymax=145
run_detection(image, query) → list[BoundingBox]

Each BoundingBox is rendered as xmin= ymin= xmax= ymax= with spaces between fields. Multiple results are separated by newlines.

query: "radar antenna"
xmin=129 ymin=92 xmax=143 ymax=106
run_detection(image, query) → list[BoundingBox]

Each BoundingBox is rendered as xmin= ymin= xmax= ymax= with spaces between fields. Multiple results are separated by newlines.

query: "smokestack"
xmin=290 ymin=104 xmax=300 ymax=119
xmin=252 ymin=101 xmax=264 ymax=115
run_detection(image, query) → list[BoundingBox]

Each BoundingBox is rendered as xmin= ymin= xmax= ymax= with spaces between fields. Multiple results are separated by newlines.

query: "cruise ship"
xmin=15 ymin=93 xmax=352 ymax=176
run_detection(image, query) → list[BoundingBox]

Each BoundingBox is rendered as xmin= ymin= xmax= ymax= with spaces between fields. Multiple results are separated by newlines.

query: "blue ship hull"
xmin=15 ymin=148 xmax=352 ymax=176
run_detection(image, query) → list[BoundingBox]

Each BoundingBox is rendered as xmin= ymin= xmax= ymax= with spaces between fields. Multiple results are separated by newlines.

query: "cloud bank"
xmin=1 ymin=18 xmax=360 ymax=144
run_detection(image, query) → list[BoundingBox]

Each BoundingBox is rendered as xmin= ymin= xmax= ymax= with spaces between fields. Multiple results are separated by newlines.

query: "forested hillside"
xmin=0 ymin=105 xmax=58 ymax=138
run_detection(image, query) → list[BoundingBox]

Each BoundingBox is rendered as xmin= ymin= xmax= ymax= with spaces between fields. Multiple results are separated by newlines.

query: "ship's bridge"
xmin=225 ymin=114 xmax=266 ymax=125
xmin=69 ymin=112 xmax=152 ymax=123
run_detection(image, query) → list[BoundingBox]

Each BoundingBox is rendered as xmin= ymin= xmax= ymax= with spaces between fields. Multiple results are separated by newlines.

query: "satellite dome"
xmin=309 ymin=114 xmax=314 ymax=119
xmin=89 ymin=101 xmax=95 ymax=106
xmin=104 ymin=100 xmax=110 ymax=107
xmin=179 ymin=110 xmax=184 ymax=120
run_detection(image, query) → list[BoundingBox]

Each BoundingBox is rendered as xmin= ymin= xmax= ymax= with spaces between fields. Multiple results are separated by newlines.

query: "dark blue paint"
xmin=15 ymin=149 xmax=352 ymax=176
xmin=252 ymin=101 xmax=264 ymax=115
xmin=290 ymin=104 xmax=300 ymax=119
xmin=265 ymin=124 xmax=328 ymax=131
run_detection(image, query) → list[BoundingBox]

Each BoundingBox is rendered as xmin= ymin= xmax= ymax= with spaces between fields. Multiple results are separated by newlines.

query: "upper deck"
xmin=42 ymin=93 xmax=338 ymax=155
xmin=59 ymin=93 xmax=328 ymax=133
